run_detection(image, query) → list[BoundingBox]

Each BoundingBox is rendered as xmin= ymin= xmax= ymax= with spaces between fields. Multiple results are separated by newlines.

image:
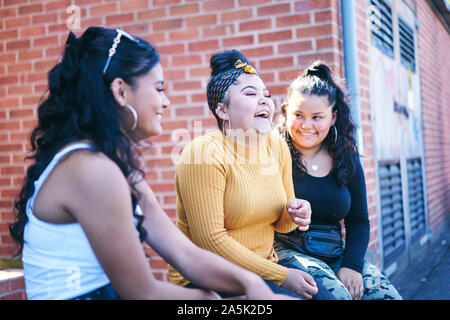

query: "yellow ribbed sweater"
xmin=168 ymin=130 xmax=297 ymax=286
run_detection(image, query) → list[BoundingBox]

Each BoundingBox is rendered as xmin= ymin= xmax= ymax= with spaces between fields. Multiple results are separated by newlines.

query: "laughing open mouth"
xmin=254 ymin=110 xmax=269 ymax=119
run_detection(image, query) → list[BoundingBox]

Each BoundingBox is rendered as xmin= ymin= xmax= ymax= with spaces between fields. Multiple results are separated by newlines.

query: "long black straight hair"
xmin=10 ymin=26 xmax=160 ymax=254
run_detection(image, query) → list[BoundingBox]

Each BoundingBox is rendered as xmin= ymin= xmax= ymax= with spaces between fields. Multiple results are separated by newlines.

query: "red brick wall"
xmin=2 ymin=0 xmax=448 ymax=286
xmin=416 ymin=1 xmax=450 ymax=233
xmin=0 ymin=274 xmax=26 ymax=300
xmin=0 ymin=0 xmax=347 ymax=281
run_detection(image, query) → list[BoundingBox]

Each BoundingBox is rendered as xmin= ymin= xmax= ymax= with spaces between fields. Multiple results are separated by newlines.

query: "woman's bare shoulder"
xmin=68 ymin=149 xmax=128 ymax=187
xmin=33 ymin=148 xmax=131 ymax=223
xmin=53 ymin=149 xmax=131 ymax=209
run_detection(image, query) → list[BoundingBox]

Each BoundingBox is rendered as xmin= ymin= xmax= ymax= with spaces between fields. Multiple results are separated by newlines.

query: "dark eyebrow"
xmin=240 ymin=85 xmax=257 ymax=92
xmin=240 ymin=85 xmax=269 ymax=92
xmin=293 ymin=110 xmax=325 ymax=115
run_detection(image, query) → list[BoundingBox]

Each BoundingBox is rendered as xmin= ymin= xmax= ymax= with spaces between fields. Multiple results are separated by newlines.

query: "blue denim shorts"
xmin=71 ymin=283 xmax=120 ymax=300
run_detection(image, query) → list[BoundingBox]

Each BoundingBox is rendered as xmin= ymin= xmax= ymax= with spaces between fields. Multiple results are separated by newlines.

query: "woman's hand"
xmin=286 ymin=199 xmax=311 ymax=231
xmin=281 ymin=268 xmax=318 ymax=299
xmin=337 ymin=267 xmax=364 ymax=300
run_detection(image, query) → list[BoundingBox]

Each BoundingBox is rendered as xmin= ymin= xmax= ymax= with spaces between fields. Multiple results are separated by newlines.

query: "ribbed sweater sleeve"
xmin=272 ymin=136 xmax=297 ymax=233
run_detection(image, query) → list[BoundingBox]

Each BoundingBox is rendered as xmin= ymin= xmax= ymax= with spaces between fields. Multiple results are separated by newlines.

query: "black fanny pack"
xmin=276 ymin=224 xmax=343 ymax=262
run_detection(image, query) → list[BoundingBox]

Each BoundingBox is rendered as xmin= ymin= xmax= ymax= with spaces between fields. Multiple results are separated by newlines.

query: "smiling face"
xmin=218 ymin=73 xmax=275 ymax=135
xmin=115 ymin=63 xmax=170 ymax=140
xmin=285 ymin=92 xmax=336 ymax=152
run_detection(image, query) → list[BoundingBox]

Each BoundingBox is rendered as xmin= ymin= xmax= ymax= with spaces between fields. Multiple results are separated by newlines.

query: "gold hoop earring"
xmin=124 ymin=104 xmax=138 ymax=131
xmin=222 ymin=119 xmax=232 ymax=136
xmin=333 ymin=126 xmax=338 ymax=144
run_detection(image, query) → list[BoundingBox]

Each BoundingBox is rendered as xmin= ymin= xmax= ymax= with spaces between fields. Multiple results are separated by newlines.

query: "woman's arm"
xmin=342 ymin=154 xmax=370 ymax=273
xmin=134 ymin=178 xmax=277 ymax=299
xmin=338 ymin=154 xmax=370 ymax=300
xmin=60 ymin=152 xmax=216 ymax=300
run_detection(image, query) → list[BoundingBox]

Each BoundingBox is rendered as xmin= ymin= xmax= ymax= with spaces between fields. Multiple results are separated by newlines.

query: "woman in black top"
xmin=274 ymin=61 xmax=402 ymax=300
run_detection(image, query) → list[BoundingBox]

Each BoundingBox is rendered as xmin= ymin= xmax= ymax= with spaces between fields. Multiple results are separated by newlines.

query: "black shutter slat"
xmin=407 ymin=158 xmax=426 ymax=238
xmin=370 ymin=0 xmax=394 ymax=58
xmin=398 ymin=16 xmax=416 ymax=72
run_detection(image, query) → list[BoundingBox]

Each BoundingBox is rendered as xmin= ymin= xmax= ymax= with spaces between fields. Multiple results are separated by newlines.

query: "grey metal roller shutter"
xmin=379 ymin=161 xmax=406 ymax=264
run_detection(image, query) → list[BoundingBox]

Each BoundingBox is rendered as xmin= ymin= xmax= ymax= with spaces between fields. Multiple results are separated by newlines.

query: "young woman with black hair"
xmin=9 ymin=27 xmax=284 ymax=300
xmin=274 ymin=61 xmax=402 ymax=300
xmin=168 ymin=50 xmax=336 ymax=300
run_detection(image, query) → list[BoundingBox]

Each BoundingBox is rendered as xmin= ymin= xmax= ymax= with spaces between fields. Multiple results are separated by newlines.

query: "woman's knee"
xmin=276 ymin=250 xmax=351 ymax=300
xmin=362 ymin=261 xmax=403 ymax=300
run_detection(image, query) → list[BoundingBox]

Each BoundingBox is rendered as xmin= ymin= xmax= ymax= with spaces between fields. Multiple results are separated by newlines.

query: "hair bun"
xmin=210 ymin=49 xmax=249 ymax=76
xmin=306 ymin=67 xmax=322 ymax=77
xmin=306 ymin=61 xmax=332 ymax=81
xmin=65 ymin=31 xmax=80 ymax=47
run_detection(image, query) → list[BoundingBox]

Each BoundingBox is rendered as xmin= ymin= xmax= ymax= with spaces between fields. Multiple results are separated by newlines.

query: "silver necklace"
xmin=305 ymin=151 xmax=321 ymax=172
xmin=300 ymin=148 xmax=322 ymax=172
xmin=302 ymin=159 xmax=319 ymax=171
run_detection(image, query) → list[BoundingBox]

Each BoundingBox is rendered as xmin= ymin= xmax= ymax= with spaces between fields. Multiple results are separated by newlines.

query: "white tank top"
xmin=22 ymin=143 xmax=143 ymax=300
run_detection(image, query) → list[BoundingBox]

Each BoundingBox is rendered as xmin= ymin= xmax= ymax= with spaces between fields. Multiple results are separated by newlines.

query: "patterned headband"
xmin=207 ymin=59 xmax=258 ymax=110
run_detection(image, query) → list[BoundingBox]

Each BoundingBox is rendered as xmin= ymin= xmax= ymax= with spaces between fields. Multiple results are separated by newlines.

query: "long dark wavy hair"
xmin=9 ymin=26 xmax=160 ymax=255
xmin=277 ymin=61 xmax=359 ymax=187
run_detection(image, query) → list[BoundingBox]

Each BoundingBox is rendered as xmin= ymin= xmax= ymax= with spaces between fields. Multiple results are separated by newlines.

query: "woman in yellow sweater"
xmin=169 ymin=50 xmax=335 ymax=300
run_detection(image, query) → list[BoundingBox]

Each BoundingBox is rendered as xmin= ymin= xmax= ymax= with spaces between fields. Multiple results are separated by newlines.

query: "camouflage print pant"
xmin=274 ymin=245 xmax=402 ymax=300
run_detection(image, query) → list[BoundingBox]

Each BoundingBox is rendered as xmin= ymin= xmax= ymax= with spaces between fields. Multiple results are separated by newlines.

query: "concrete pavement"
xmin=390 ymin=220 xmax=450 ymax=300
